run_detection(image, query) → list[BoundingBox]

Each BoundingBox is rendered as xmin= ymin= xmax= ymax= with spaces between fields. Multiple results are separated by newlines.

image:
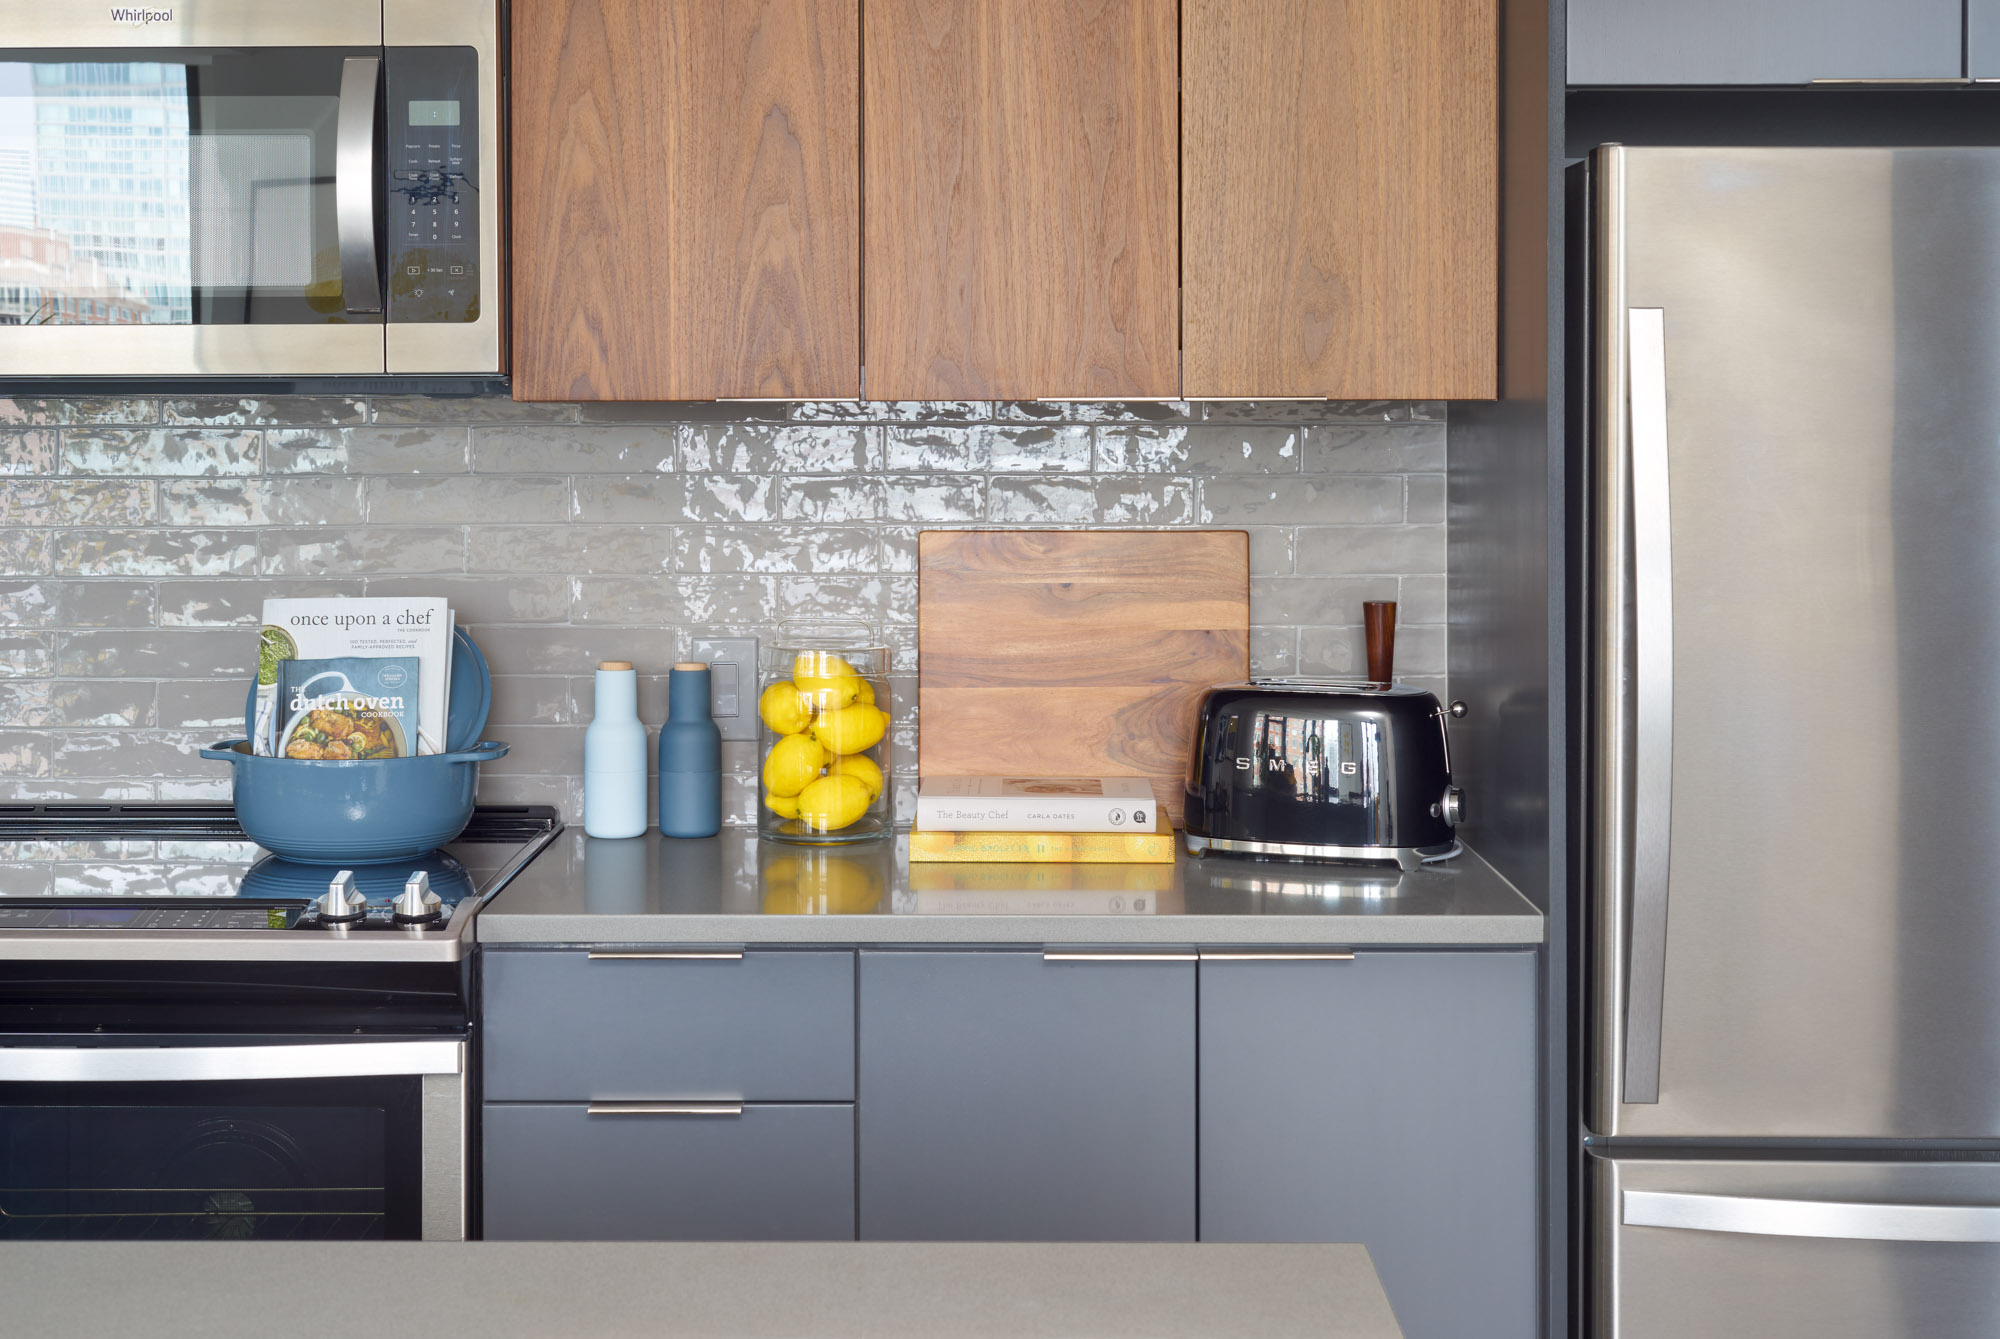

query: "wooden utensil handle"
xmin=1364 ymin=601 xmax=1398 ymax=685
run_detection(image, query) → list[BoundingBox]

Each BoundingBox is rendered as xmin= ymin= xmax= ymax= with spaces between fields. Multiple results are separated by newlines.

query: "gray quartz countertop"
xmin=475 ymin=827 xmax=1542 ymax=946
xmin=0 ymin=1241 xmax=1402 ymax=1338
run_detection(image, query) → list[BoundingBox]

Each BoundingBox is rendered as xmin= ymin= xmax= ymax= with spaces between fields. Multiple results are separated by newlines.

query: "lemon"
xmin=762 ymin=733 xmax=828 ymax=797
xmin=794 ymin=674 xmax=863 ymax=711
xmin=826 ymin=753 xmax=883 ymax=798
xmin=764 ymin=791 xmax=800 ymax=819
xmin=758 ymin=681 xmax=815 ymax=735
xmin=794 ymin=773 xmax=873 ymax=831
xmin=793 ymin=651 xmax=857 ymax=679
xmin=811 ymin=704 xmax=887 ymax=756
xmin=852 ymin=677 xmax=876 ymax=706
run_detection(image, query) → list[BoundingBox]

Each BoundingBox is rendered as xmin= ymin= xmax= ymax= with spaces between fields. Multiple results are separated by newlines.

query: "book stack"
xmin=909 ymin=776 xmax=1174 ymax=864
xmin=253 ymin=596 xmax=454 ymax=760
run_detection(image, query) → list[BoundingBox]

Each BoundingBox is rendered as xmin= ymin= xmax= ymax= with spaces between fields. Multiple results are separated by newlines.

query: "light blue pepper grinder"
xmin=658 ymin=662 xmax=721 ymax=838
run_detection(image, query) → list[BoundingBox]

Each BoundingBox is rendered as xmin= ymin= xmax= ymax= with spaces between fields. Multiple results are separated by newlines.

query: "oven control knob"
xmin=393 ymin=870 xmax=444 ymax=924
xmin=318 ymin=870 xmax=367 ymax=923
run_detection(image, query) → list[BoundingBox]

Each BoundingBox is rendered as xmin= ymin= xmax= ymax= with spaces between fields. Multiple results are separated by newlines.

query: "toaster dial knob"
xmin=1437 ymin=787 xmax=1465 ymax=828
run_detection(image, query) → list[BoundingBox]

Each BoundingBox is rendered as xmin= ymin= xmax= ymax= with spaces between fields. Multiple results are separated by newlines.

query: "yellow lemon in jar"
xmin=825 ymin=753 xmax=883 ymax=799
xmin=762 ymin=733 xmax=827 ymax=798
xmin=811 ymin=703 xmax=888 ymax=756
xmin=758 ymin=681 xmax=815 ymax=736
xmin=794 ymin=772 xmax=873 ymax=831
xmin=794 ymin=674 xmax=863 ymax=711
xmin=851 ymin=676 xmax=876 ymax=706
xmin=764 ymin=791 xmax=801 ymax=819
xmin=793 ymin=651 xmax=857 ymax=680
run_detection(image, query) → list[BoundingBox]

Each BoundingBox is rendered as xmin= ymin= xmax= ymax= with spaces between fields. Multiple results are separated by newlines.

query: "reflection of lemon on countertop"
xmin=758 ymin=681 xmax=815 ymax=735
xmin=811 ymin=704 xmax=887 ymax=756
xmin=762 ymin=850 xmax=882 ymax=914
xmin=762 ymin=733 xmax=827 ymax=797
xmin=794 ymin=772 xmax=872 ymax=831
xmin=825 ymin=753 xmax=883 ymax=799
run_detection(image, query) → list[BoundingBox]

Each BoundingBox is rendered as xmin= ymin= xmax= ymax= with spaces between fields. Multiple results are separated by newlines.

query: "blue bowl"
xmin=200 ymin=739 xmax=508 ymax=865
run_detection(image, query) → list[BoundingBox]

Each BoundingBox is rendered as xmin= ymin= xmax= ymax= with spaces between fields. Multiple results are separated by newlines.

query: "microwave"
xmin=0 ymin=0 xmax=500 ymax=378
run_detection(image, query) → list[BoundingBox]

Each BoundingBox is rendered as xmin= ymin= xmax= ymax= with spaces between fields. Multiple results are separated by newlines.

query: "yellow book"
xmin=908 ymin=812 xmax=1176 ymax=864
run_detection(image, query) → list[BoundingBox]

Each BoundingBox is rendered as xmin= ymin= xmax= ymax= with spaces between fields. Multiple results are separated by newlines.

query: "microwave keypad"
xmin=386 ymin=47 xmax=478 ymax=324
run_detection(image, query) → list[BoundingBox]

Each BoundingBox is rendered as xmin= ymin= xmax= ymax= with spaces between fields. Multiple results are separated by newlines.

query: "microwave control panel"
xmin=385 ymin=47 xmax=479 ymax=324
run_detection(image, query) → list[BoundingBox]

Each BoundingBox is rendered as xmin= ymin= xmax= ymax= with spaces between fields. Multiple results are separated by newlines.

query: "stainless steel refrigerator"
xmin=1587 ymin=145 xmax=2000 ymax=1338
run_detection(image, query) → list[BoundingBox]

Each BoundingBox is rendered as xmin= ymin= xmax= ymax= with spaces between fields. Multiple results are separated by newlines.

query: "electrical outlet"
xmin=689 ymin=637 xmax=759 ymax=740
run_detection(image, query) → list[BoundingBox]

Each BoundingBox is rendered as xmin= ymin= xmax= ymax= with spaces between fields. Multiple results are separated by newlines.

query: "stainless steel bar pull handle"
xmin=0 ymin=1040 xmax=461 ymax=1083
xmin=586 ymin=950 xmax=744 ymax=961
xmin=1198 ymin=951 xmax=1356 ymax=962
xmin=1623 ymin=307 xmax=1675 ymax=1105
xmin=1625 ymin=1190 xmax=2000 ymax=1243
xmin=585 ymin=1103 xmax=745 ymax=1117
xmin=1042 ymin=952 xmax=1198 ymax=963
xmin=335 ymin=56 xmax=382 ymax=314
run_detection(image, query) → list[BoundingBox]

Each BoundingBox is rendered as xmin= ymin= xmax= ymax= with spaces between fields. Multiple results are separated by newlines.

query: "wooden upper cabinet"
xmin=511 ymin=0 xmax=859 ymax=401
xmin=863 ymin=0 xmax=1178 ymax=400
xmin=1182 ymin=0 xmax=1498 ymax=400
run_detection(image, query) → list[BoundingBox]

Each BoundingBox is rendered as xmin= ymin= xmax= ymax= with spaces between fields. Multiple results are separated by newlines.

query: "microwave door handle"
xmin=1625 ymin=1190 xmax=2000 ymax=1244
xmin=1623 ymin=305 xmax=1675 ymax=1105
xmin=0 ymin=1041 xmax=461 ymax=1083
xmin=336 ymin=55 xmax=382 ymax=314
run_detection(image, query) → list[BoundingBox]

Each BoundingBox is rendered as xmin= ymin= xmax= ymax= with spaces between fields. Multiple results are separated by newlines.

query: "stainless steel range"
xmin=0 ymin=803 xmax=560 ymax=1241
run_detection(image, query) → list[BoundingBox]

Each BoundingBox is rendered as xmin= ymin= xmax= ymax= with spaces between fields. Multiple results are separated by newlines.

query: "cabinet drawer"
xmin=481 ymin=948 xmax=854 ymax=1101
xmin=482 ymin=1101 xmax=854 ymax=1240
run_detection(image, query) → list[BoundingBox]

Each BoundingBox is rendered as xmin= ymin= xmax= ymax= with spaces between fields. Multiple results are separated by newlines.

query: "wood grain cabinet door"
xmin=863 ymin=0 xmax=1179 ymax=400
xmin=511 ymin=0 xmax=860 ymax=401
xmin=1182 ymin=0 xmax=1498 ymax=400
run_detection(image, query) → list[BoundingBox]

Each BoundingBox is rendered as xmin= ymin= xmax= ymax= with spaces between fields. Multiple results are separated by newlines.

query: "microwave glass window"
xmin=0 ymin=48 xmax=375 ymax=327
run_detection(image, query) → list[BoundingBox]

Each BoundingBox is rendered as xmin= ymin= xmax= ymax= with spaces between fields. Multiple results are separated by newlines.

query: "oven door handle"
xmin=336 ymin=55 xmax=383 ymax=314
xmin=0 ymin=1041 xmax=462 ymax=1083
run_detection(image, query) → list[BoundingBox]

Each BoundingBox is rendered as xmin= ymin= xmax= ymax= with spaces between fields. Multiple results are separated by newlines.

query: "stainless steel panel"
xmin=336 ymin=57 xmax=383 ymax=313
xmin=384 ymin=0 xmax=502 ymax=375
xmin=0 ymin=0 xmax=380 ymax=46
xmin=421 ymin=1067 xmax=467 ymax=1240
xmin=0 ymin=324 xmax=384 ymax=378
xmin=1599 ymin=1157 xmax=2000 ymax=1338
xmin=0 ymin=1039 xmax=461 ymax=1082
xmin=1975 ymin=0 xmax=2000 ymax=80
xmin=1568 ymin=0 xmax=1960 ymax=86
xmin=1592 ymin=147 xmax=2000 ymax=1139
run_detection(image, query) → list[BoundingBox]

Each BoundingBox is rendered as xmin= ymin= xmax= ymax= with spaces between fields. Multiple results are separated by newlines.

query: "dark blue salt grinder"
xmin=658 ymin=662 xmax=721 ymax=838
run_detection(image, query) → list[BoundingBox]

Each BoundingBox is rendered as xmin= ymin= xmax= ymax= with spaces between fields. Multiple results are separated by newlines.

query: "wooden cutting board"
xmin=917 ymin=530 xmax=1250 ymax=826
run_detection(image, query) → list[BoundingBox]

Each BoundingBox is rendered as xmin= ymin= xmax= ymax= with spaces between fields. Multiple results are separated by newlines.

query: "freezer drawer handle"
xmin=1625 ymin=1189 xmax=2000 ymax=1243
xmin=585 ymin=951 xmax=744 ymax=961
xmin=0 ymin=1040 xmax=462 ymax=1083
xmin=585 ymin=1103 xmax=745 ymax=1117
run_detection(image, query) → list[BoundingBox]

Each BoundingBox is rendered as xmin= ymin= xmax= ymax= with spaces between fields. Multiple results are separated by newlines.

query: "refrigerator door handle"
xmin=1622 ymin=307 xmax=1675 ymax=1105
xmin=1625 ymin=1189 xmax=2000 ymax=1243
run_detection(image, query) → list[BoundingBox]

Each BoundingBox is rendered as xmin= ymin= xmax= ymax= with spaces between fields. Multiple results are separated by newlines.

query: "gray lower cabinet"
xmin=1199 ymin=949 xmax=1538 ymax=1339
xmin=857 ymin=949 xmax=1195 ymax=1241
xmin=482 ymin=948 xmax=854 ymax=1101
xmin=1568 ymin=0 xmax=1961 ymax=85
xmin=483 ymin=1102 xmax=855 ymax=1240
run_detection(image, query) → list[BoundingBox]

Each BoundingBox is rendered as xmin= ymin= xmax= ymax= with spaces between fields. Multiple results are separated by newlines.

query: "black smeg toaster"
xmin=1181 ymin=679 xmax=1463 ymax=869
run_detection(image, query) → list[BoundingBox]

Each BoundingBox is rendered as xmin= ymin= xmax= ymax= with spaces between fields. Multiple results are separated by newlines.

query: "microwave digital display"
xmin=408 ymin=99 xmax=460 ymax=126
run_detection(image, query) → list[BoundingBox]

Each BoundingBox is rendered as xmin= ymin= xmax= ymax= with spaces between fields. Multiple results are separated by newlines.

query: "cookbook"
xmin=254 ymin=597 xmax=453 ymax=755
xmin=913 ymin=776 xmax=1159 ymax=833
xmin=272 ymin=656 xmax=421 ymax=760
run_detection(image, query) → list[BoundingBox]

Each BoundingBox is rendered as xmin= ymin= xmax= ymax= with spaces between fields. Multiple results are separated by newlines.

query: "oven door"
xmin=0 ymin=1037 xmax=464 ymax=1241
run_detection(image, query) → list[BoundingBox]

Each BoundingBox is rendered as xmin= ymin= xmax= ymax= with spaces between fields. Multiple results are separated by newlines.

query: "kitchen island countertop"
xmin=1 ymin=1241 xmax=1403 ymax=1338
xmin=476 ymin=827 xmax=1542 ymax=945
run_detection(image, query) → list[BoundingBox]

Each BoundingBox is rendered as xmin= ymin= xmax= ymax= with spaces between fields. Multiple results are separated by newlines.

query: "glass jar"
xmin=757 ymin=623 xmax=891 ymax=844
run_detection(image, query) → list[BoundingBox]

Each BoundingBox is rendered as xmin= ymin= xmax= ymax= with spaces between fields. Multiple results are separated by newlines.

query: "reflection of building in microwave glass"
xmin=0 ymin=148 xmax=33 ymax=230
xmin=0 ymin=224 xmax=150 ymax=325
xmin=26 ymin=61 xmax=192 ymax=324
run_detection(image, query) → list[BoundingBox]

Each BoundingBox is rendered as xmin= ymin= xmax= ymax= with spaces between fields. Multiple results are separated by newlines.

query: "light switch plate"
xmin=688 ymin=637 xmax=759 ymax=740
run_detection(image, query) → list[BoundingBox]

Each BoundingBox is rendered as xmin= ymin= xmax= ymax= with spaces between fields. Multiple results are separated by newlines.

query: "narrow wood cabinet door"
xmin=863 ymin=0 xmax=1178 ymax=400
xmin=1182 ymin=0 xmax=1497 ymax=400
xmin=511 ymin=0 xmax=859 ymax=400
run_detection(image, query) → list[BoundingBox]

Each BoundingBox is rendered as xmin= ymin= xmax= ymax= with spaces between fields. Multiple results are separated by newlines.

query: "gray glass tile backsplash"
xmin=0 ymin=395 xmax=1447 ymax=822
